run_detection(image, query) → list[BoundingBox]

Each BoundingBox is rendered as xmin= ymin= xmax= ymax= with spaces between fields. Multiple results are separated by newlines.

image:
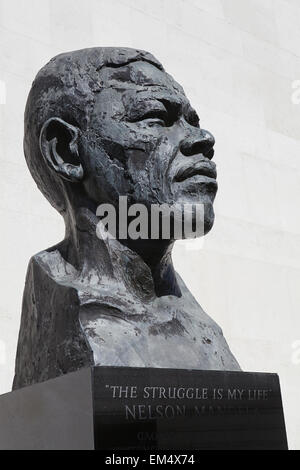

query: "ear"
xmin=39 ymin=117 xmax=84 ymax=182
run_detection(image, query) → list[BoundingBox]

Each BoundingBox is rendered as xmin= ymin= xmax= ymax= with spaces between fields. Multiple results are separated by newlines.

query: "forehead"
xmin=95 ymin=61 xmax=189 ymax=109
xmin=99 ymin=61 xmax=183 ymax=89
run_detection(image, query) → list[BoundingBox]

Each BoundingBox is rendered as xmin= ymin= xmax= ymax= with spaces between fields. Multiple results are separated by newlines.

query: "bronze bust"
xmin=13 ymin=47 xmax=240 ymax=390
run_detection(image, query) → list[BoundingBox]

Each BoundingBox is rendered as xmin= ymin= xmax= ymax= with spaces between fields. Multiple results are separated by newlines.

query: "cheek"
xmin=82 ymin=126 xmax=177 ymax=203
xmin=81 ymin=145 xmax=131 ymax=204
xmin=124 ymin=138 xmax=177 ymax=205
xmin=125 ymin=135 xmax=172 ymax=180
xmin=126 ymin=149 xmax=149 ymax=172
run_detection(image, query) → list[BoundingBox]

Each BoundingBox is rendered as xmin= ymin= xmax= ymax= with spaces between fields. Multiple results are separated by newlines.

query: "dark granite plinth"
xmin=0 ymin=367 xmax=288 ymax=450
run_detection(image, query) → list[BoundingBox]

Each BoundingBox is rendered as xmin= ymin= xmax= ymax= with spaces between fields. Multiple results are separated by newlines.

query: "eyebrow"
xmin=124 ymin=93 xmax=200 ymax=125
xmin=158 ymin=97 xmax=200 ymax=125
xmin=132 ymin=96 xmax=193 ymax=116
xmin=158 ymin=98 xmax=181 ymax=115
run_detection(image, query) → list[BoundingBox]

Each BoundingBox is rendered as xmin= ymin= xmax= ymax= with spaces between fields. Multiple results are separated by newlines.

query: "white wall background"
xmin=0 ymin=0 xmax=299 ymax=449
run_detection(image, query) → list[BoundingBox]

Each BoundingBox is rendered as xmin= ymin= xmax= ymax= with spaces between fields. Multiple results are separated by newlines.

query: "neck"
xmin=62 ymin=207 xmax=181 ymax=298
xmin=121 ymin=238 xmax=181 ymax=297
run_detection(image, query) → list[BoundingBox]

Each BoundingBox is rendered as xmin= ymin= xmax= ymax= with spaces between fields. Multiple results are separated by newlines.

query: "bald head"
xmin=24 ymin=47 xmax=163 ymax=213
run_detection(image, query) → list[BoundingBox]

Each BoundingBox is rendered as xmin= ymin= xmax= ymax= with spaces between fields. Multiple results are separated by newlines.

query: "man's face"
xmin=80 ymin=61 xmax=217 ymax=235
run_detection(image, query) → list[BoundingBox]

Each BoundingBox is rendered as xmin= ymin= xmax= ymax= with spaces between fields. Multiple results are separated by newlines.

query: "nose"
xmin=180 ymin=129 xmax=215 ymax=159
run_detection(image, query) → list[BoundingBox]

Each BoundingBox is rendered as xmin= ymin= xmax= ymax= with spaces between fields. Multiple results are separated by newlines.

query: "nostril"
xmin=180 ymin=141 xmax=205 ymax=157
xmin=180 ymin=129 xmax=215 ymax=158
xmin=205 ymin=147 xmax=215 ymax=160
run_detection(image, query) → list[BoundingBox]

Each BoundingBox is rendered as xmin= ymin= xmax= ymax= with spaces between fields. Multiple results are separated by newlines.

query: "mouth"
xmin=174 ymin=160 xmax=217 ymax=183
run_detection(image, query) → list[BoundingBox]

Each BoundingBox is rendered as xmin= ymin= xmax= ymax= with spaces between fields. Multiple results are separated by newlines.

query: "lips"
xmin=174 ymin=160 xmax=217 ymax=183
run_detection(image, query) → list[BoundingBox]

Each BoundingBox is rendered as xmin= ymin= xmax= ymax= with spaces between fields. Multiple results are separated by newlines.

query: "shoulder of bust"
xmin=28 ymin=248 xmax=77 ymax=285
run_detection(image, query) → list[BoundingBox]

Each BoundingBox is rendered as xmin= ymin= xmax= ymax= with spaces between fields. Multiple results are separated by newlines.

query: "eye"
xmin=140 ymin=110 xmax=168 ymax=127
xmin=143 ymin=117 xmax=166 ymax=127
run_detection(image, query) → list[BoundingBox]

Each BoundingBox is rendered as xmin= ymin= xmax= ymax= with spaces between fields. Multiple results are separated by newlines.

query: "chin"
xmin=203 ymin=204 xmax=215 ymax=235
xmin=172 ymin=203 xmax=215 ymax=240
xmin=174 ymin=184 xmax=217 ymax=206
